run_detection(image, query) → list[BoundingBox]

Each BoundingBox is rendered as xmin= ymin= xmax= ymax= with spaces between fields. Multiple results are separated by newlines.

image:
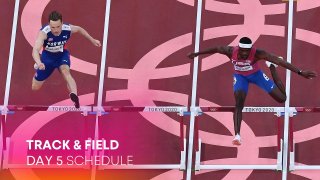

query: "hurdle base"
xmin=199 ymin=165 xmax=279 ymax=170
xmin=195 ymin=138 xmax=281 ymax=171
xmin=293 ymin=165 xmax=320 ymax=170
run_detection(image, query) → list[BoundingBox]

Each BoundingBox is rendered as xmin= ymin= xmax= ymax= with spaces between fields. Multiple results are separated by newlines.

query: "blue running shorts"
xmin=34 ymin=50 xmax=71 ymax=81
xmin=233 ymin=70 xmax=275 ymax=93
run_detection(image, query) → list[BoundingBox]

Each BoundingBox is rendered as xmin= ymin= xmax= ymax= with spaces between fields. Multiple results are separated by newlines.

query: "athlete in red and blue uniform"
xmin=188 ymin=37 xmax=317 ymax=145
xmin=32 ymin=11 xmax=101 ymax=108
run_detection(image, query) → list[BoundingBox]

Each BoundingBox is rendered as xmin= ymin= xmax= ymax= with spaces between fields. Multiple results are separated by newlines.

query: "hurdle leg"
xmin=179 ymin=115 xmax=187 ymax=170
xmin=179 ymin=115 xmax=185 ymax=170
xmin=276 ymin=116 xmax=283 ymax=170
xmin=85 ymin=137 xmax=92 ymax=170
xmin=194 ymin=116 xmax=201 ymax=171
xmin=180 ymin=116 xmax=184 ymax=151
xmin=289 ymin=117 xmax=294 ymax=153
xmin=277 ymin=117 xmax=282 ymax=153
xmin=289 ymin=117 xmax=295 ymax=171
xmin=1 ymin=115 xmax=6 ymax=150
xmin=2 ymin=137 xmax=11 ymax=169
xmin=0 ymin=123 xmax=2 ymax=170
xmin=84 ymin=115 xmax=90 ymax=138
xmin=194 ymin=117 xmax=199 ymax=152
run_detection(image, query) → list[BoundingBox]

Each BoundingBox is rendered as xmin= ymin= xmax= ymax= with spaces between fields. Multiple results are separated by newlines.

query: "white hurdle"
xmin=1 ymin=0 xmax=20 ymax=169
xmin=288 ymin=107 xmax=320 ymax=171
xmin=2 ymin=103 xmax=320 ymax=178
xmin=94 ymin=106 xmax=188 ymax=170
xmin=1 ymin=105 xmax=92 ymax=169
xmin=192 ymin=106 xmax=286 ymax=171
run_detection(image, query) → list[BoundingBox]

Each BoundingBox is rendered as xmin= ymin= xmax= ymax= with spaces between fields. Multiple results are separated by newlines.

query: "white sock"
xmin=34 ymin=63 xmax=38 ymax=69
xmin=265 ymin=61 xmax=278 ymax=68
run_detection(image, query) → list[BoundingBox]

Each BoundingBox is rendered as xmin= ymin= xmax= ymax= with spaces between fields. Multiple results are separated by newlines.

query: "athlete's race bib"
xmin=234 ymin=65 xmax=253 ymax=71
xmin=45 ymin=45 xmax=64 ymax=53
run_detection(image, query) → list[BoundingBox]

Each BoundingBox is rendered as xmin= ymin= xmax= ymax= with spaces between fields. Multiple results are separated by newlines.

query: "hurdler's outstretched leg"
xmin=266 ymin=62 xmax=287 ymax=103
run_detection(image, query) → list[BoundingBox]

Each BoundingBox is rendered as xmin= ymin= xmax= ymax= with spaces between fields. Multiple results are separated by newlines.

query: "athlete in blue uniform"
xmin=188 ymin=37 xmax=317 ymax=145
xmin=32 ymin=11 xmax=101 ymax=108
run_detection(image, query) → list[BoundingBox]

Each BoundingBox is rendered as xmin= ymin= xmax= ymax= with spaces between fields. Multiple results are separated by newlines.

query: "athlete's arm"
xmin=32 ymin=31 xmax=47 ymax=70
xmin=70 ymin=25 xmax=101 ymax=47
xmin=187 ymin=46 xmax=233 ymax=59
xmin=255 ymin=49 xmax=317 ymax=79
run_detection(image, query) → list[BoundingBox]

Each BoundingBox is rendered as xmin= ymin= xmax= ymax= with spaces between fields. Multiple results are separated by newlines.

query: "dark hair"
xmin=48 ymin=11 xmax=62 ymax=22
xmin=239 ymin=37 xmax=252 ymax=44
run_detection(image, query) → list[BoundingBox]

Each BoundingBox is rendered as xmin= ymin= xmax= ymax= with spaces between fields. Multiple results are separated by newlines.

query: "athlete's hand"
xmin=300 ymin=70 xmax=317 ymax=79
xmin=187 ymin=52 xmax=198 ymax=59
xmin=92 ymin=39 xmax=101 ymax=47
xmin=37 ymin=62 xmax=45 ymax=70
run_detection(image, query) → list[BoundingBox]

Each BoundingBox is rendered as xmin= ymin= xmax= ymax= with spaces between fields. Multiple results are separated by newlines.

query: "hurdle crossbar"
xmin=295 ymin=107 xmax=320 ymax=112
xmin=6 ymin=105 xmax=92 ymax=113
xmin=93 ymin=106 xmax=188 ymax=113
xmin=197 ymin=106 xmax=285 ymax=113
